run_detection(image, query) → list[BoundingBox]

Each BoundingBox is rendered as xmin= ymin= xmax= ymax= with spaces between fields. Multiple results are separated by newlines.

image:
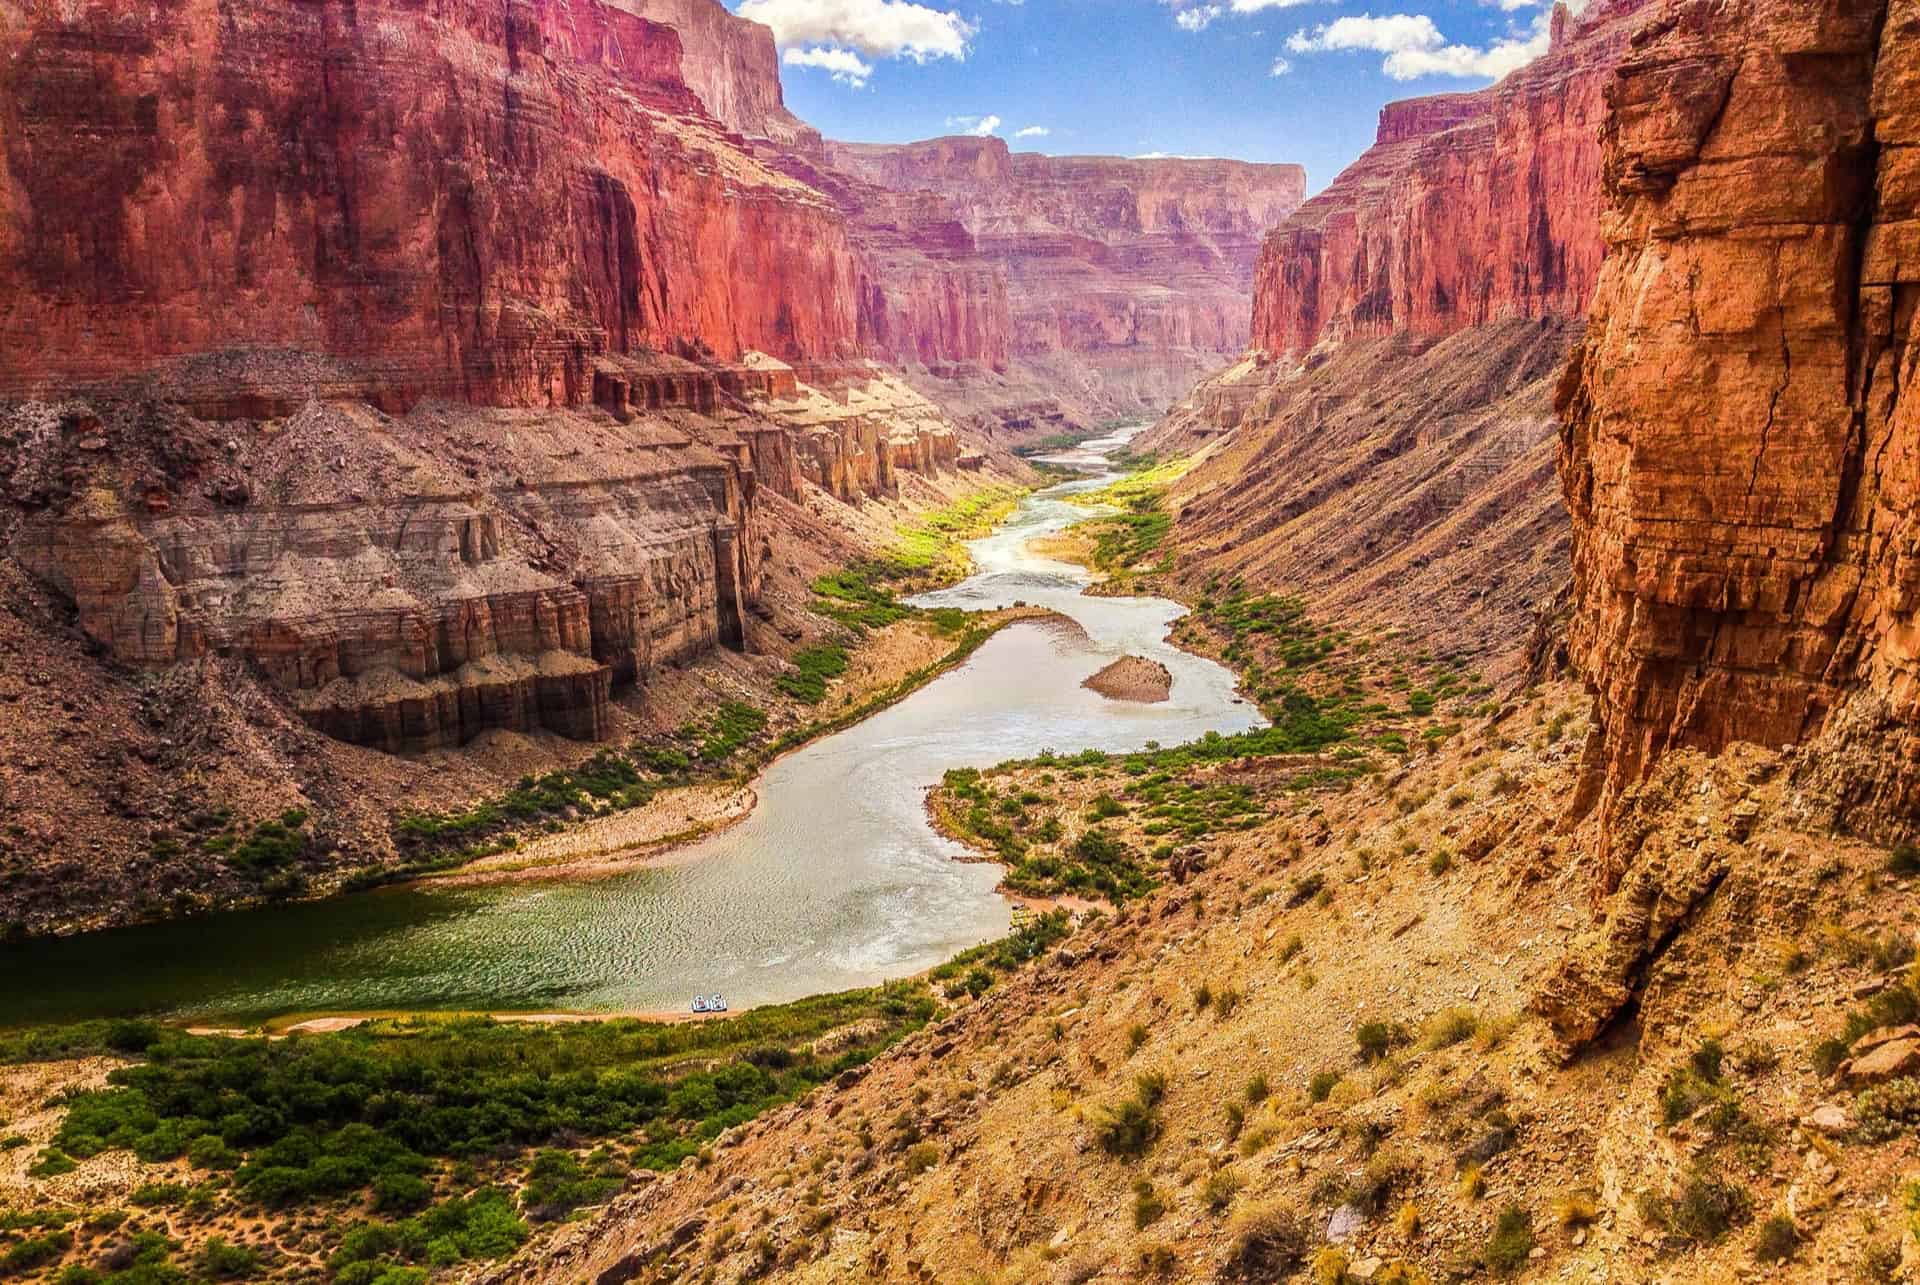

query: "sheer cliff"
xmin=1142 ymin=0 xmax=1653 ymax=673
xmin=0 ymin=0 xmax=865 ymax=410
xmin=1559 ymin=0 xmax=1919 ymax=842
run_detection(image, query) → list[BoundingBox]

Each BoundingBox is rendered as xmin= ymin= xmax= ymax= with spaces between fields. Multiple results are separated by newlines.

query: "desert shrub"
xmin=1419 ymin=1008 xmax=1478 ymax=1051
xmin=1484 ymin=1206 xmax=1533 ymax=1275
xmin=1427 ymin=849 xmax=1453 ymax=876
xmin=1753 ymin=1214 xmax=1798 ymax=1264
xmin=1854 ymin=1077 xmax=1920 ymax=1142
xmin=1308 ymin=1070 xmax=1341 ymax=1103
xmin=1854 ymin=1239 xmax=1904 ymax=1282
xmin=1133 ymin=1179 xmax=1166 ymax=1228
xmin=1640 ymin=1166 xmax=1751 ymax=1245
xmin=1 ymin=1230 xmax=72 ymax=1276
xmin=1244 ymin=1074 xmax=1270 ymax=1104
xmin=1204 ymin=1168 xmax=1244 ymax=1213
xmin=1356 ymin=1021 xmax=1408 ymax=1063
xmin=903 ymin=1143 xmax=938 ymax=1177
xmin=1219 ymin=1204 xmax=1309 ymax=1282
xmin=1552 ymin=1191 xmax=1598 ymax=1229
xmin=1888 ymin=843 xmax=1920 ymax=875
xmin=1094 ymin=1096 xmax=1161 ymax=1159
xmin=195 ymin=1238 xmax=260 ymax=1280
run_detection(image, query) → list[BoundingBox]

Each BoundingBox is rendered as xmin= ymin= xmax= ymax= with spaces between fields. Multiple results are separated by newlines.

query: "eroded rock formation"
xmin=1251 ymin=1 xmax=1649 ymax=358
xmin=1559 ymin=0 xmax=1920 ymax=839
xmin=1142 ymin=1 xmax=1652 ymax=672
xmin=2 ymin=359 xmax=963 ymax=756
xmin=0 ymin=0 xmax=862 ymax=410
xmin=822 ymin=138 xmax=1308 ymax=429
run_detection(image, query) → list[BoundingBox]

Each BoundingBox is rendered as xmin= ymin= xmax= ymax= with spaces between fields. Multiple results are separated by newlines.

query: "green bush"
xmin=1752 ymin=1214 xmax=1798 ymax=1263
xmin=1484 ymin=1205 xmax=1533 ymax=1275
xmin=778 ymin=645 xmax=850 ymax=703
xmin=194 ymin=1238 xmax=260 ymax=1280
xmin=1355 ymin=1021 xmax=1407 ymax=1063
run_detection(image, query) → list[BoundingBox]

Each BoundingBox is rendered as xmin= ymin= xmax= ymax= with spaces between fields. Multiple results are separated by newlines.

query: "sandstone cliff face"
xmin=1251 ymin=0 xmax=1651 ymax=358
xmin=619 ymin=0 xmax=818 ymax=146
xmin=2 ymin=360 xmax=964 ymax=756
xmin=822 ymin=138 xmax=1307 ymax=429
xmin=0 ymin=0 xmax=861 ymax=410
xmin=1142 ymin=1 xmax=1652 ymax=671
xmin=1560 ymin=0 xmax=1919 ymax=839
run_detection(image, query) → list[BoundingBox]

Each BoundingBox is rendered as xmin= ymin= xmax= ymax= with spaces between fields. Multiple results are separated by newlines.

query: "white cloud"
xmin=1268 ymin=55 xmax=1292 ymax=75
xmin=781 ymin=45 xmax=874 ymax=86
xmin=1175 ymin=4 xmax=1221 ymax=29
xmin=1285 ymin=9 xmax=1558 ymax=81
xmin=1225 ymin=0 xmax=1316 ymax=11
xmin=738 ymin=0 xmax=974 ymax=62
xmin=946 ymin=113 xmax=1002 ymax=137
xmin=1014 ymin=125 xmax=1050 ymax=138
xmin=1286 ymin=13 xmax=1443 ymax=55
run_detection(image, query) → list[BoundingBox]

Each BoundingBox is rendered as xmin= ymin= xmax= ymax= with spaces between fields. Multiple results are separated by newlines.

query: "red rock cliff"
xmin=1251 ymin=0 xmax=1653 ymax=357
xmin=1559 ymin=0 xmax=1919 ymax=839
xmin=620 ymin=0 xmax=819 ymax=146
xmin=0 ymin=0 xmax=862 ymax=409
xmin=829 ymin=138 xmax=1306 ymax=360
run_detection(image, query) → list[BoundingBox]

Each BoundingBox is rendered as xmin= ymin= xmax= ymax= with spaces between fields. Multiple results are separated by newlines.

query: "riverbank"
xmin=409 ymin=605 xmax=1070 ymax=889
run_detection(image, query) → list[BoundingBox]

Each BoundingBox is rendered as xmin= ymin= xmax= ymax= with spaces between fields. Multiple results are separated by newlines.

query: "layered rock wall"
xmin=1251 ymin=0 xmax=1652 ymax=357
xmin=619 ymin=0 xmax=818 ymax=146
xmin=5 ymin=396 xmax=773 ymax=754
xmin=0 ymin=0 xmax=862 ymax=410
xmin=828 ymin=139 xmax=1306 ymax=362
xmin=1145 ymin=1 xmax=1652 ymax=671
xmin=1559 ymin=0 xmax=1920 ymax=835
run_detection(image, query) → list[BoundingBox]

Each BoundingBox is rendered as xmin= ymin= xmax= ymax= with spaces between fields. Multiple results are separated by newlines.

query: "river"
xmin=0 ymin=427 xmax=1262 ymax=1026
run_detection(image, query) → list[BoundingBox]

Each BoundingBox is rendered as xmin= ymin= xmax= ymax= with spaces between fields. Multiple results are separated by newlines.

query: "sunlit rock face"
xmin=820 ymin=137 xmax=1308 ymax=425
xmin=1251 ymin=0 xmax=1653 ymax=360
xmin=0 ymin=0 xmax=864 ymax=410
xmin=1560 ymin=0 xmax=1920 ymax=838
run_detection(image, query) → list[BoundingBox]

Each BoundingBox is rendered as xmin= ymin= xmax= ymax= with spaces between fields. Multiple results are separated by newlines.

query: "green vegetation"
xmin=1638 ymin=1165 xmax=1752 ymax=1245
xmin=777 ymin=645 xmax=850 ymax=704
xmin=928 ymin=911 xmax=1074 ymax=999
xmin=1484 ymin=1205 xmax=1534 ymax=1275
xmin=1056 ymin=455 xmax=1194 ymax=580
xmin=1094 ymin=1071 xmax=1168 ymax=1159
xmin=0 ymin=986 xmax=939 ymax=1280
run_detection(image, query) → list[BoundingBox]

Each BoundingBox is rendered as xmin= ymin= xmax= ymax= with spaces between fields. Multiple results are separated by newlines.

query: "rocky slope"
xmin=1559 ymin=0 xmax=1920 ymax=847
xmin=1139 ymin=0 xmax=1653 ymax=675
xmin=822 ymin=138 xmax=1308 ymax=435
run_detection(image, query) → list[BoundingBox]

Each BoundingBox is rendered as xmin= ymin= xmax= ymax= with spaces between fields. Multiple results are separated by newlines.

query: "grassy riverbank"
xmin=0 ymin=911 xmax=1081 ymax=1284
xmin=330 ymin=485 xmax=1035 ymax=891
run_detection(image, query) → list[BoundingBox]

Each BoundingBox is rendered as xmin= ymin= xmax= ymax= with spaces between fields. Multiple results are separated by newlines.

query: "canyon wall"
xmin=1145 ymin=0 xmax=1653 ymax=671
xmin=0 ymin=0 xmax=862 ymax=411
xmin=1251 ymin=0 xmax=1648 ymax=358
xmin=620 ymin=0 xmax=819 ymax=146
xmin=1559 ymin=0 xmax=1919 ymax=836
xmin=822 ymin=138 xmax=1308 ymax=431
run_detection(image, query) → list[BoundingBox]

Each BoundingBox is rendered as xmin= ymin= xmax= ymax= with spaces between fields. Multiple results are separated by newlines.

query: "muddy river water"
xmin=0 ymin=428 xmax=1261 ymax=1025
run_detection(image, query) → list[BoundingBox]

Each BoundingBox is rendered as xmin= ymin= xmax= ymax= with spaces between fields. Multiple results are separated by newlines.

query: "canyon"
xmin=1142 ymin=0 xmax=1654 ymax=676
xmin=0 ymin=0 xmax=1302 ymax=936
xmin=6 ymin=0 xmax=1920 ymax=1283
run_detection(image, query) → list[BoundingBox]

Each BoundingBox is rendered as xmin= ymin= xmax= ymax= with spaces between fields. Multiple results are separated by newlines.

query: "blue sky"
xmin=726 ymin=0 xmax=1576 ymax=194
